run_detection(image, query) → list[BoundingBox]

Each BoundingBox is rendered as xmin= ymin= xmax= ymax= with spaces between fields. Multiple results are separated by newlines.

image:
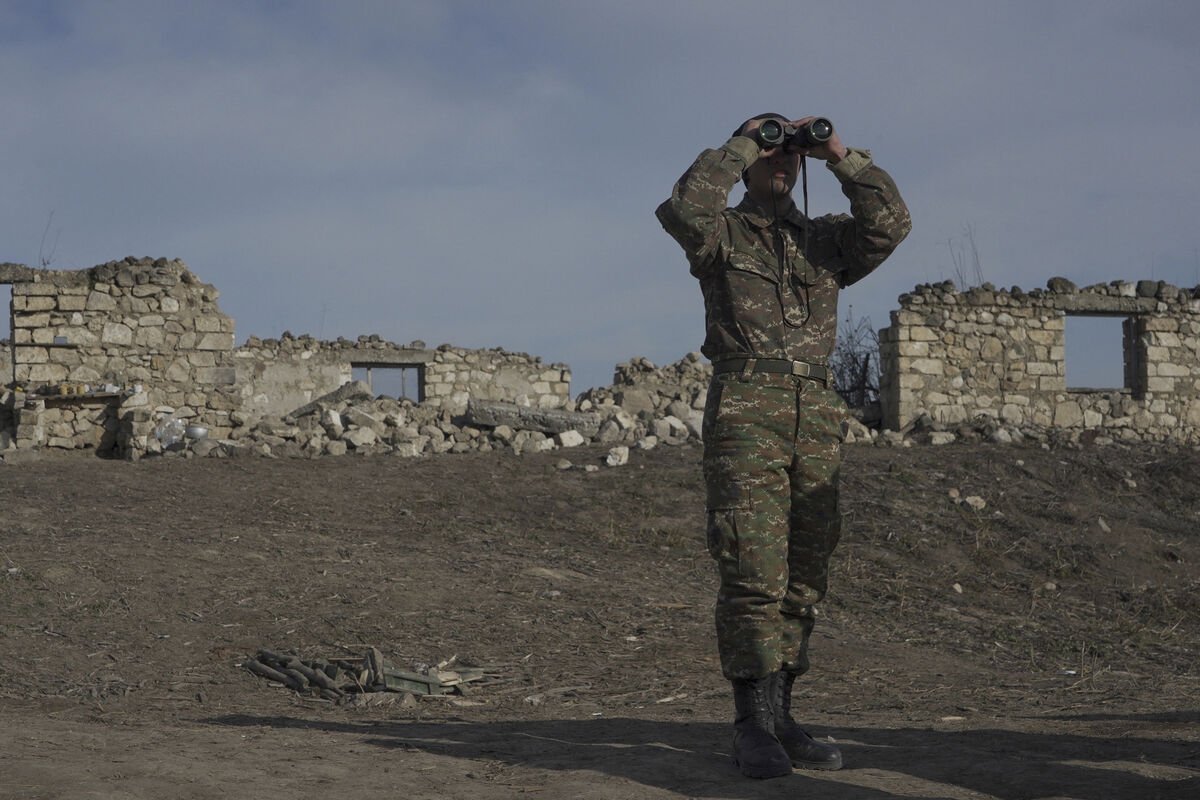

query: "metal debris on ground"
xmin=243 ymin=647 xmax=491 ymax=702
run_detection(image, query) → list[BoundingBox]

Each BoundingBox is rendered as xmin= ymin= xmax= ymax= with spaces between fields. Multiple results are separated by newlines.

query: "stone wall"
xmin=231 ymin=334 xmax=571 ymax=423
xmin=424 ymin=345 xmax=571 ymax=414
xmin=0 ymin=338 xmax=10 ymax=385
xmin=1 ymin=258 xmax=571 ymax=456
xmin=13 ymin=255 xmax=1200 ymax=458
xmin=2 ymin=257 xmax=239 ymax=455
xmin=879 ymin=278 xmax=1200 ymax=444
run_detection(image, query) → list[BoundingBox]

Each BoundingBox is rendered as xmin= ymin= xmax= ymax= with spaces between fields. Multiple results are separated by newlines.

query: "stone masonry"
xmin=232 ymin=334 xmax=570 ymax=423
xmin=1 ymin=257 xmax=238 ymax=456
xmin=1 ymin=258 xmax=570 ymax=457
xmin=879 ymin=278 xmax=1200 ymax=444
xmin=7 ymin=258 xmax=1200 ymax=459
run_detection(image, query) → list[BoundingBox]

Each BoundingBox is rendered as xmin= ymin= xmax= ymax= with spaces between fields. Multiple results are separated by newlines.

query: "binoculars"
xmin=757 ymin=117 xmax=834 ymax=149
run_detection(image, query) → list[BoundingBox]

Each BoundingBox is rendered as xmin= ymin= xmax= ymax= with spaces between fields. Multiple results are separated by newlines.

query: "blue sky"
xmin=2 ymin=0 xmax=1197 ymax=393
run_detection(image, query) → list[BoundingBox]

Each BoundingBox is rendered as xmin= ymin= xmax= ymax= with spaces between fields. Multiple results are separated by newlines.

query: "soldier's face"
xmin=745 ymin=148 xmax=800 ymax=199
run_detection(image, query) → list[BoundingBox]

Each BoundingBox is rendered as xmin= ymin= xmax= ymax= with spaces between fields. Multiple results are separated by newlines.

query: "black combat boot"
xmin=771 ymin=670 xmax=843 ymax=770
xmin=730 ymin=677 xmax=792 ymax=779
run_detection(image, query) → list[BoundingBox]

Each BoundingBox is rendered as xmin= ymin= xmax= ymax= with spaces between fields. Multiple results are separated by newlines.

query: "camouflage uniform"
xmin=656 ymin=133 xmax=910 ymax=680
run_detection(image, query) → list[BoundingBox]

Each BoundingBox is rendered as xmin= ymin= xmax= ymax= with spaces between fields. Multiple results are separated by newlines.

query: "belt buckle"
xmin=790 ymin=360 xmax=811 ymax=379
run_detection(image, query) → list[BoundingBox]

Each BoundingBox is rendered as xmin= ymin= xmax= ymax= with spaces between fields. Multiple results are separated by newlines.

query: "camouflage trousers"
xmin=701 ymin=371 xmax=846 ymax=680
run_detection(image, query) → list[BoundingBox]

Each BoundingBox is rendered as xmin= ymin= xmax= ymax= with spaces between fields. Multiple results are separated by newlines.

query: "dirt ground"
xmin=1 ymin=439 xmax=1197 ymax=799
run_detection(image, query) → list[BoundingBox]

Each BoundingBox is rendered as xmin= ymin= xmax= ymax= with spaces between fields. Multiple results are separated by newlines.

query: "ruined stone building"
xmin=879 ymin=278 xmax=1200 ymax=444
xmin=5 ymin=258 xmax=1200 ymax=457
xmin=0 ymin=258 xmax=570 ymax=457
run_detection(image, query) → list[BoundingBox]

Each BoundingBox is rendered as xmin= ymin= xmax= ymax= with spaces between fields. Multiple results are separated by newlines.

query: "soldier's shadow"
xmin=208 ymin=712 xmax=1199 ymax=800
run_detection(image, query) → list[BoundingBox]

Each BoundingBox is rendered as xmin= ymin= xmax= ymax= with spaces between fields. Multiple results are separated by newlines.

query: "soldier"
xmin=655 ymin=113 xmax=910 ymax=779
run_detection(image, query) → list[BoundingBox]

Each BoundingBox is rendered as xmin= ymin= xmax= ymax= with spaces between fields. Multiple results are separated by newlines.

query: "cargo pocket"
xmin=705 ymin=508 xmax=739 ymax=568
xmin=808 ymin=385 xmax=849 ymax=447
xmin=705 ymin=479 xmax=751 ymax=572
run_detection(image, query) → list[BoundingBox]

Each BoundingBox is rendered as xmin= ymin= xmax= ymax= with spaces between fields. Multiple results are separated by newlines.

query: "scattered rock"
xmin=343 ymin=428 xmax=378 ymax=449
xmin=605 ymin=446 xmax=630 ymax=467
xmin=555 ymin=430 xmax=586 ymax=448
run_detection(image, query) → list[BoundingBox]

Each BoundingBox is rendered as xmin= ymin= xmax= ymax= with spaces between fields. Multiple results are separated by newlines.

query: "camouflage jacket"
xmin=655 ymin=135 xmax=911 ymax=366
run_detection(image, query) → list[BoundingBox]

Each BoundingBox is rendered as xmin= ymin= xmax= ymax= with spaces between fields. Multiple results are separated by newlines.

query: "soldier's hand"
xmin=788 ymin=116 xmax=849 ymax=163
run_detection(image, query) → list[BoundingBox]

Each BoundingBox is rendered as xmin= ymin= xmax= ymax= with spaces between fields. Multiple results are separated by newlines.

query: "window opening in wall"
xmin=351 ymin=363 xmax=425 ymax=403
xmin=1065 ymin=315 xmax=1128 ymax=391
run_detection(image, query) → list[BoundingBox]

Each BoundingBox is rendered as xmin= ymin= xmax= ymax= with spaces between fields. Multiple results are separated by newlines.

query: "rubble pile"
xmin=576 ymin=352 xmax=710 ymax=445
xmin=143 ymin=349 xmax=1147 ymax=462
xmin=150 ymin=353 xmax=716 ymax=461
xmin=846 ymin=407 xmax=1142 ymax=450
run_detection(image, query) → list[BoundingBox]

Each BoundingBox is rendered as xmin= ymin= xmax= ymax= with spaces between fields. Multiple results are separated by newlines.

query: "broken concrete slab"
xmin=466 ymin=400 xmax=601 ymax=438
xmin=289 ymin=380 xmax=374 ymax=419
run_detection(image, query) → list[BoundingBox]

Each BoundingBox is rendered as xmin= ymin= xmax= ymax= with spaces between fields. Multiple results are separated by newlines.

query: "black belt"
xmin=712 ymin=357 xmax=829 ymax=385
